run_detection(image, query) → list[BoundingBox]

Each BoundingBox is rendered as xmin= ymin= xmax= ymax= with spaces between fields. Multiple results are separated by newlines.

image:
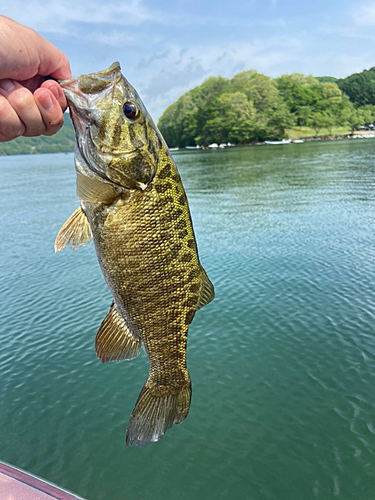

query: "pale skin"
xmin=0 ymin=15 xmax=71 ymax=142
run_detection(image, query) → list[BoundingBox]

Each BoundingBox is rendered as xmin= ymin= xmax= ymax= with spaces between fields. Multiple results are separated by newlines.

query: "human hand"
xmin=0 ymin=16 xmax=71 ymax=142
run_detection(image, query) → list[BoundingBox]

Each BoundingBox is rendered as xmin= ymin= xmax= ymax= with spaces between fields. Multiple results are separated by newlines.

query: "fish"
xmin=54 ymin=63 xmax=214 ymax=446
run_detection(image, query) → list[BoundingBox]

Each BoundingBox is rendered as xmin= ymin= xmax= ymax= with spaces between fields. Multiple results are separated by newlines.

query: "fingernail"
xmin=0 ymin=79 xmax=15 ymax=92
xmin=38 ymin=91 xmax=54 ymax=111
xmin=49 ymin=84 xmax=61 ymax=101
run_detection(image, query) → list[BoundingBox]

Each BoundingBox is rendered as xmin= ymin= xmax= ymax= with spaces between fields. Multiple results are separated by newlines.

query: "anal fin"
xmin=54 ymin=205 xmax=92 ymax=252
xmin=197 ymin=267 xmax=215 ymax=310
xmin=95 ymin=303 xmax=142 ymax=363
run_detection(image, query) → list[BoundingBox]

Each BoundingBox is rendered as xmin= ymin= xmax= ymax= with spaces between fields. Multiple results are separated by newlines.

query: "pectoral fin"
xmin=54 ymin=205 xmax=92 ymax=252
xmin=76 ymin=171 xmax=117 ymax=203
xmin=197 ymin=267 xmax=215 ymax=310
xmin=95 ymin=303 xmax=142 ymax=363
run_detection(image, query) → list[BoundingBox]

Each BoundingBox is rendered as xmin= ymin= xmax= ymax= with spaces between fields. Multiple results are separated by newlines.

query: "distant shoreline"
xmin=170 ymin=132 xmax=375 ymax=152
xmin=0 ymin=130 xmax=373 ymax=158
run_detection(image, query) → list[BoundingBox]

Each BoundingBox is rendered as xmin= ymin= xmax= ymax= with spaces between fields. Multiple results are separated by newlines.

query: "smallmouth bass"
xmin=55 ymin=63 xmax=214 ymax=446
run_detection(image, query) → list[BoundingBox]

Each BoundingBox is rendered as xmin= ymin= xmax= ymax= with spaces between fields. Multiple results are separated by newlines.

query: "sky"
xmin=2 ymin=0 xmax=375 ymax=121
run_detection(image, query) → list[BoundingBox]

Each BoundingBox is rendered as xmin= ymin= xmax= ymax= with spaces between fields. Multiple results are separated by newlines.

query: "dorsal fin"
xmin=197 ymin=267 xmax=215 ymax=310
xmin=54 ymin=205 xmax=92 ymax=252
xmin=76 ymin=171 xmax=118 ymax=203
xmin=95 ymin=303 xmax=142 ymax=363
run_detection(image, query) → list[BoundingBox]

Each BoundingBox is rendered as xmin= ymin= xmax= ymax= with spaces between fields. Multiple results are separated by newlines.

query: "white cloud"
xmin=132 ymin=37 xmax=303 ymax=120
xmin=86 ymin=30 xmax=139 ymax=47
xmin=5 ymin=0 xmax=371 ymax=123
xmin=2 ymin=0 xmax=153 ymax=34
xmin=143 ymin=36 xmax=302 ymax=82
xmin=3 ymin=0 xmax=287 ymax=38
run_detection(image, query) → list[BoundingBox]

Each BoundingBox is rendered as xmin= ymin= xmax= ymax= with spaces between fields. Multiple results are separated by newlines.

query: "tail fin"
xmin=126 ymin=381 xmax=192 ymax=446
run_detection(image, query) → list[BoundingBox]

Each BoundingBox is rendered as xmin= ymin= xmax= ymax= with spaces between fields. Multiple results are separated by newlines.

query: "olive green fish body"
xmin=84 ymin=148 xmax=200 ymax=377
xmin=55 ymin=63 xmax=214 ymax=446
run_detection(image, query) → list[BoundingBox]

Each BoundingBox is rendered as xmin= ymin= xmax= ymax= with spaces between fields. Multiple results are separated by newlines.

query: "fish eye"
xmin=123 ymin=101 xmax=138 ymax=120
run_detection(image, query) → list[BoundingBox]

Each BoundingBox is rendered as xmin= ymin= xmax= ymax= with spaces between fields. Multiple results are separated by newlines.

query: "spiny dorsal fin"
xmin=95 ymin=303 xmax=142 ymax=363
xmin=197 ymin=267 xmax=215 ymax=310
xmin=54 ymin=205 xmax=92 ymax=252
xmin=76 ymin=171 xmax=117 ymax=203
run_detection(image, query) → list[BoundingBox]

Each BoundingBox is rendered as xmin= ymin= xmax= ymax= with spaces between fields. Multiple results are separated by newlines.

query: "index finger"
xmin=41 ymin=80 xmax=68 ymax=111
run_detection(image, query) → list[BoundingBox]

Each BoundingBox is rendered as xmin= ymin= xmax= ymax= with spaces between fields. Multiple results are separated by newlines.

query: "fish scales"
xmin=85 ymin=152 xmax=199 ymax=376
xmin=55 ymin=62 xmax=214 ymax=446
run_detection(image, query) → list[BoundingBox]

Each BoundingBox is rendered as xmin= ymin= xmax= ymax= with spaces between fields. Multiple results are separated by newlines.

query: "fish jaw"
xmin=59 ymin=62 xmax=122 ymax=104
xmin=59 ymin=62 xmax=159 ymax=191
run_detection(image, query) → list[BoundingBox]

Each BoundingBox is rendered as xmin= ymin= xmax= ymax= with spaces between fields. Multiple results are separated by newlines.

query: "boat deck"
xmin=0 ymin=461 xmax=87 ymax=500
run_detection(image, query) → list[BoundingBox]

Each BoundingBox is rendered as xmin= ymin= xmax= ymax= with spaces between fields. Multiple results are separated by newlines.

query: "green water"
xmin=1 ymin=140 xmax=375 ymax=499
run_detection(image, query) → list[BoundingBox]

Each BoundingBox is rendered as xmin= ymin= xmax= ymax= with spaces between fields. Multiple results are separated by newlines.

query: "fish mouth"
xmin=61 ymin=79 xmax=138 ymax=162
xmin=68 ymin=104 xmax=91 ymax=136
xmin=77 ymin=124 xmax=140 ymax=184
xmin=60 ymin=81 xmax=93 ymax=138
xmin=59 ymin=75 xmax=88 ymax=102
xmin=59 ymin=62 xmax=122 ymax=136
xmin=60 ymin=63 xmax=153 ymax=191
xmin=76 ymin=120 xmax=147 ymax=191
xmin=59 ymin=62 xmax=121 ymax=95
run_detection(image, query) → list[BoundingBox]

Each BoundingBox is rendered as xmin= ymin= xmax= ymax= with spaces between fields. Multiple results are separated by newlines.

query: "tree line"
xmin=0 ymin=113 xmax=75 ymax=156
xmin=0 ymin=126 xmax=75 ymax=156
xmin=335 ymin=66 xmax=375 ymax=108
xmin=158 ymin=68 xmax=375 ymax=147
xmin=1 ymin=67 xmax=374 ymax=155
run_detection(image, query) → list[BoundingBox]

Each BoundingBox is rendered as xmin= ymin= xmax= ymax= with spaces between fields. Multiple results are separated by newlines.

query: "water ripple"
xmin=1 ymin=144 xmax=375 ymax=499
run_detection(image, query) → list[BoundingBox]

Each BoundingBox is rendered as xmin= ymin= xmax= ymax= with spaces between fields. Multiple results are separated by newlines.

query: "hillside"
xmin=158 ymin=70 xmax=375 ymax=147
xmin=316 ymin=77 xmax=338 ymax=84
xmin=0 ymin=113 xmax=75 ymax=156
xmin=1 ymin=66 xmax=375 ymax=155
xmin=335 ymin=67 xmax=375 ymax=107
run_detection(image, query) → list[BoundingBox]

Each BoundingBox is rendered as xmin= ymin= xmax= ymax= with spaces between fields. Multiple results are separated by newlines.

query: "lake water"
xmin=0 ymin=140 xmax=375 ymax=500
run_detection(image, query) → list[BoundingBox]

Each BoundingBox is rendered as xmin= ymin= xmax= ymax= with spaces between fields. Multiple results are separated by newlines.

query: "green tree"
xmin=199 ymin=92 xmax=256 ymax=144
xmin=340 ymin=107 xmax=365 ymax=135
xmin=158 ymin=68 xmax=353 ymax=148
xmin=296 ymin=106 xmax=312 ymax=127
xmin=275 ymin=73 xmax=321 ymax=124
xmin=229 ymin=71 xmax=279 ymax=113
xmin=336 ymin=67 xmax=375 ymax=107
xmin=316 ymin=76 xmax=338 ymax=84
xmin=307 ymin=112 xmax=335 ymax=137
xmin=158 ymin=76 xmax=229 ymax=147
xmin=312 ymin=82 xmax=343 ymax=121
xmin=266 ymin=102 xmax=296 ymax=139
xmin=158 ymin=92 xmax=201 ymax=148
xmin=360 ymin=105 xmax=375 ymax=125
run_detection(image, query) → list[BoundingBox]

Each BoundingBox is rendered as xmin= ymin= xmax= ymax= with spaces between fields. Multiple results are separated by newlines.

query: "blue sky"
xmin=2 ymin=0 xmax=375 ymax=120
